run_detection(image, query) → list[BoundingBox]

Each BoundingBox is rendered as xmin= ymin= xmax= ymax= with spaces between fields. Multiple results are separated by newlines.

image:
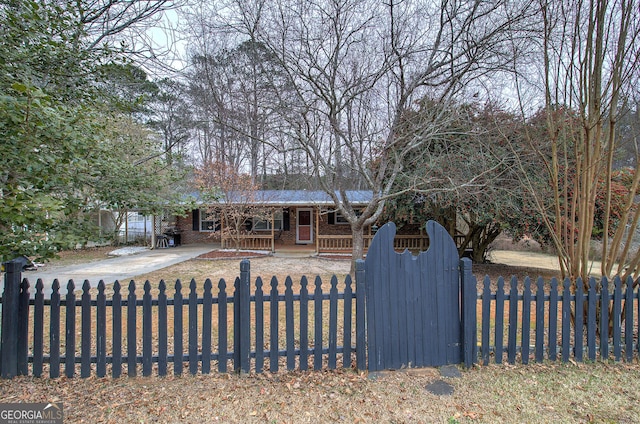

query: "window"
xmin=334 ymin=209 xmax=362 ymax=224
xmin=253 ymin=211 xmax=283 ymax=231
xmin=200 ymin=210 xmax=219 ymax=232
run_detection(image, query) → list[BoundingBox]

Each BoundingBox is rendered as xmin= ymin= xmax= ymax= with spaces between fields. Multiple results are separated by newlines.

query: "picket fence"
xmin=476 ymin=274 xmax=640 ymax=365
xmin=0 ymin=260 xmax=363 ymax=379
xmin=1 ymin=258 xmax=640 ymax=379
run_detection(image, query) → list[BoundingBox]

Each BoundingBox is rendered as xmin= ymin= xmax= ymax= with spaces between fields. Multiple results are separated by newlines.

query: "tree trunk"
xmin=350 ymin=224 xmax=365 ymax=274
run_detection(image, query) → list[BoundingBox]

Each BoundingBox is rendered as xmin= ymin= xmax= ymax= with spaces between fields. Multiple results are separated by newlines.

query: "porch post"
xmin=271 ymin=210 xmax=275 ymax=253
xmin=315 ymin=208 xmax=320 ymax=254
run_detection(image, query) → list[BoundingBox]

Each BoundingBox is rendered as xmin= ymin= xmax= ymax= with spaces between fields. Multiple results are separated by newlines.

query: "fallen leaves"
xmin=1 ymin=363 xmax=640 ymax=423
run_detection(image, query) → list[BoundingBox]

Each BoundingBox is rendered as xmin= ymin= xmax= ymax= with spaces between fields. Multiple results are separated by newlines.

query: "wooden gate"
xmin=362 ymin=220 xmax=474 ymax=371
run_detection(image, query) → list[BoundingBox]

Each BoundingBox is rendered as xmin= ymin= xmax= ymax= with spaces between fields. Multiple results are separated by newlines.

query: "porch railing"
xmin=221 ymin=234 xmax=274 ymax=251
xmin=317 ymin=235 xmax=432 ymax=252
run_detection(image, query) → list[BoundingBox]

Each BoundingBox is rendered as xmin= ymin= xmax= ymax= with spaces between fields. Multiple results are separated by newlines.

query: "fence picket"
xmin=535 ymin=277 xmax=544 ymax=363
xmin=587 ymin=277 xmax=597 ymax=361
xmin=218 ymin=279 xmax=228 ymax=373
xmin=112 ymin=281 xmax=122 ymax=378
xmin=314 ymin=276 xmax=323 ymax=371
xmin=625 ymin=276 xmax=634 ymax=362
xmin=575 ymin=278 xmax=584 ymax=362
xmin=34 ymin=280 xmax=44 ymax=377
xmin=50 ymin=280 xmax=61 ymax=379
xmin=189 ymin=279 xmax=198 ymax=375
xmin=522 ymin=277 xmax=531 ymax=365
xmin=65 ymin=280 xmax=76 ymax=378
xmin=97 ymin=281 xmax=106 ymax=378
xmin=508 ymin=277 xmax=518 ymax=365
xmin=255 ymin=277 xmax=265 ymax=373
xmin=270 ymin=276 xmax=279 ymax=372
xmin=285 ymin=276 xmax=295 ymax=371
xmin=127 ymin=281 xmax=137 ymax=377
xmin=343 ymin=275 xmax=353 ymax=369
xmin=81 ymin=280 xmax=91 ymax=378
xmin=328 ymin=276 xmax=339 ymax=369
xmin=481 ymin=276 xmax=491 ymax=366
xmin=495 ymin=277 xmax=505 ymax=364
xmin=549 ymin=279 xmax=558 ymax=361
xmin=300 ymin=276 xmax=309 ymax=371
xmin=613 ymin=276 xmax=622 ymax=361
xmin=600 ymin=277 xmax=609 ymax=360
xmin=18 ymin=279 xmax=29 ymax=376
xmin=143 ymin=281 xmax=152 ymax=377
xmin=355 ymin=260 xmax=366 ymax=371
xmin=158 ymin=280 xmax=168 ymax=376
xmin=174 ymin=280 xmax=183 ymax=375
xmin=202 ymin=279 xmax=213 ymax=374
xmin=562 ymin=278 xmax=571 ymax=363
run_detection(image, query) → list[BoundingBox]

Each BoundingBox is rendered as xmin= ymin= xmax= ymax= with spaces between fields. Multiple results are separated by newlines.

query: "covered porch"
xmin=219 ymin=206 xmax=439 ymax=254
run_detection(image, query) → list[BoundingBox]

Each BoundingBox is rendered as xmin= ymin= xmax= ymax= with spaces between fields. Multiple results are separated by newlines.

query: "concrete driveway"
xmin=19 ymin=244 xmax=215 ymax=296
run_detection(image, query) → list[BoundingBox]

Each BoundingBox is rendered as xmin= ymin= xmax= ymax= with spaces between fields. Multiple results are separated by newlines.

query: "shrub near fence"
xmin=0 ymin=259 xmax=363 ymax=379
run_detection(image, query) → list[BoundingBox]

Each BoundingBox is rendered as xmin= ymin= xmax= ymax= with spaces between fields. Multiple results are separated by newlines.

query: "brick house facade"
xmin=173 ymin=190 xmax=375 ymax=250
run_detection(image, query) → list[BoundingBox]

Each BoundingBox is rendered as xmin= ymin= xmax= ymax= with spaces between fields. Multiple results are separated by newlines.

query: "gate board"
xmin=364 ymin=221 xmax=462 ymax=371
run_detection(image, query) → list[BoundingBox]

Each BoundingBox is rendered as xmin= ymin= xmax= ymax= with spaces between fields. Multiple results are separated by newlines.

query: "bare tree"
xmin=217 ymin=0 xmax=532 ymax=266
xmin=194 ymin=161 xmax=272 ymax=250
xmin=510 ymin=0 xmax=640 ymax=282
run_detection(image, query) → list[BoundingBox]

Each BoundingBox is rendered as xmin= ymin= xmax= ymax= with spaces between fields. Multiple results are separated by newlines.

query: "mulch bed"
xmin=196 ymin=250 xmax=271 ymax=260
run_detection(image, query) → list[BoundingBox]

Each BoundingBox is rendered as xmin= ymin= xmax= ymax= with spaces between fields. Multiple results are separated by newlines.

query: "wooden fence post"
xmin=460 ymin=258 xmax=476 ymax=368
xmin=355 ymin=259 xmax=366 ymax=371
xmin=1 ymin=260 xmax=25 ymax=379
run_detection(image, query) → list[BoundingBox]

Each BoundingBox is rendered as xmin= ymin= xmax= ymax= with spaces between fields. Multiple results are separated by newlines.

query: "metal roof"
xmin=195 ymin=190 xmax=373 ymax=206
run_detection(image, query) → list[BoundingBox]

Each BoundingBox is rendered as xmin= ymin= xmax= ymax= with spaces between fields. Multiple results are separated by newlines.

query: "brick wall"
xmin=176 ymin=207 xmax=377 ymax=246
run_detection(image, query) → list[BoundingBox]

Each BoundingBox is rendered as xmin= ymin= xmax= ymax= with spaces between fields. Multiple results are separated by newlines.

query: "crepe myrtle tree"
xmin=210 ymin=0 xmax=533 ymax=269
xmin=194 ymin=161 xmax=273 ymax=250
xmin=509 ymin=0 xmax=640 ymax=282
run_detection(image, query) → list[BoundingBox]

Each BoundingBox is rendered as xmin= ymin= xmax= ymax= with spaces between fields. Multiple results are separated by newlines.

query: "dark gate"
xmin=360 ymin=220 xmax=474 ymax=371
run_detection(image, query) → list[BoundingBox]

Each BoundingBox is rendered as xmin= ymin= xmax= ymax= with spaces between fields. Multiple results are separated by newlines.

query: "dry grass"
xmin=2 ymin=361 xmax=640 ymax=423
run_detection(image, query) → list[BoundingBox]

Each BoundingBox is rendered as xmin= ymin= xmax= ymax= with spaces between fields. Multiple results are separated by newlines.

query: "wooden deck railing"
xmin=317 ymin=235 xmax=431 ymax=252
xmin=221 ymin=234 xmax=274 ymax=251
xmin=318 ymin=234 xmax=469 ymax=253
xmin=223 ymin=233 xmax=467 ymax=254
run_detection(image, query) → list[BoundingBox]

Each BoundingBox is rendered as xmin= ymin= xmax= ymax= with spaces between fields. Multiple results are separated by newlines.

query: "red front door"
xmin=296 ymin=209 xmax=313 ymax=244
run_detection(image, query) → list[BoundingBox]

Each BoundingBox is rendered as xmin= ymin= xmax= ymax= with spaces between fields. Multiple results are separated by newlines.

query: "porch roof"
xmin=196 ymin=190 xmax=373 ymax=207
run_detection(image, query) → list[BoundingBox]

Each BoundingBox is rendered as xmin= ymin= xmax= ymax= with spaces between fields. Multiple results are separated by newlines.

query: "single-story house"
xmin=168 ymin=190 xmax=430 ymax=253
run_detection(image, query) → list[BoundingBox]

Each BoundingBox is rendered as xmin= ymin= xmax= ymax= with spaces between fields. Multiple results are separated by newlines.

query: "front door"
xmin=296 ymin=209 xmax=313 ymax=244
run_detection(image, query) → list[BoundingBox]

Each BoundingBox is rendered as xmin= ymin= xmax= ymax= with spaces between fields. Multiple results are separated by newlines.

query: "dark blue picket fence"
xmin=1 ymin=220 xmax=640 ymax=379
xmin=477 ymin=275 xmax=640 ymax=365
xmin=0 ymin=259 xmax=362 ymax=379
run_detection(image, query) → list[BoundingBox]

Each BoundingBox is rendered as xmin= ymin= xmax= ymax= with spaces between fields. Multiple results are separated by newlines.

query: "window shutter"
xmin=192 ymin=209 xmax=200 ymax=231
xmin=245 ymin=219 xmax=253 ymax=231
xmin=283 ymin=208 xmax=290 ymax=231
xmin=328 ymin=212 xmax=335 ymax=225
